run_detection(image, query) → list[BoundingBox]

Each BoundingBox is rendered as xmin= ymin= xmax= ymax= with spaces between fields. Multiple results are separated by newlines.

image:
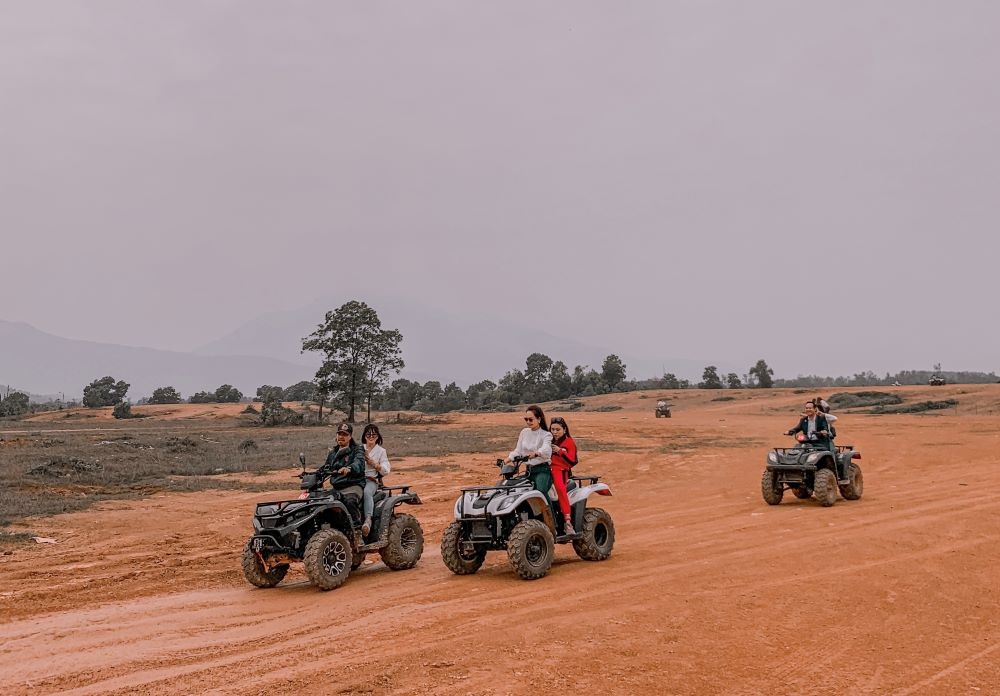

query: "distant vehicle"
xmin=929 ymin=375 xmax=946 ymax=386
xmin=655 ymin=400 xmax=672 ymax=418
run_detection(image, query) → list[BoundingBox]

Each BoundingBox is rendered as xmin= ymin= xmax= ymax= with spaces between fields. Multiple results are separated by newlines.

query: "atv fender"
xmin=567 ymin=481 xmax=612 ymax=507
xmin=370 ymin=491 xmax=422 ymax=544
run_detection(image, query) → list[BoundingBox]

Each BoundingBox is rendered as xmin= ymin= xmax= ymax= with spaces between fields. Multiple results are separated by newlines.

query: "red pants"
xmin=552 ymin=463 xmax=572 ymax=518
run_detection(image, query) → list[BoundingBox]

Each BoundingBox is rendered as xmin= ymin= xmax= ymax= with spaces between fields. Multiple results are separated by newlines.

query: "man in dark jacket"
xmin=321 ymin=423 xmax=367 ymax=492
xmin=786 ymin=401 xmax=835 ymax=452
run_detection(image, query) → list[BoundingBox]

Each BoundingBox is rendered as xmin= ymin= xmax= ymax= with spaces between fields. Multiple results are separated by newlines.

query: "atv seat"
xmin=335 ymin=485 xmax=364 ymax=523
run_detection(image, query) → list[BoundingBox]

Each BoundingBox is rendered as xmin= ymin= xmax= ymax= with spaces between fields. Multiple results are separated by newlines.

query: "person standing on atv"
xmin=504 ymin=405 xmax=553 ymax=499
xmin=360 ymin=424 xmax=391 ymax=536
xmin=786 ymin=401 xmax=834 ymax=452
xmin=549 ymin=416 xmax=577 ymax=535
xmin=322 ymin=423 xmax=367 ymax=502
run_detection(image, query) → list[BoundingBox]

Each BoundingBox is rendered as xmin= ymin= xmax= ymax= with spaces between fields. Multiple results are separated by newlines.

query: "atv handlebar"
xmin=495 ymin=455 xmax=530 ymax=467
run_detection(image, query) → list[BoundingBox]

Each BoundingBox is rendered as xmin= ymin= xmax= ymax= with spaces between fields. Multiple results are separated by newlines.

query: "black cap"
xmin=336 ymin=423 xmax=353 ymax=435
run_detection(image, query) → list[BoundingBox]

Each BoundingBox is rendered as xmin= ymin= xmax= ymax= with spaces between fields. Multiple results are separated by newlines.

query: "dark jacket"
xmin=321 ymin=442 xmax=367 ymax=489
xmin=788 ymin=414 xmax=834 ymax=451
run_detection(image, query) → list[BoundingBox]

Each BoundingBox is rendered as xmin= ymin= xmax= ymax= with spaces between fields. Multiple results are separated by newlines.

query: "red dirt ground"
xmin=2 ymin=385 xmax=999 ymax=695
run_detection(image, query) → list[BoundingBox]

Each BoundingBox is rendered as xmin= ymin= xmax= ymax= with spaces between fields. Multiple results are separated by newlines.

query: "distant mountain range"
xmin=0 ymin=320 xmax=313 ymax=401
xmin=1 ymin=300 xmax=723 ymax=401
xmin=192 ymin=295 xmax=718 ymax=387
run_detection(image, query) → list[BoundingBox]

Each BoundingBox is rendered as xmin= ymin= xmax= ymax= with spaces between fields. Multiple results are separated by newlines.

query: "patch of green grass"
xmin=870 ymin=399 xmax=958 ymax=414
xmin=829 ymin=391 xmax=902 ymax=409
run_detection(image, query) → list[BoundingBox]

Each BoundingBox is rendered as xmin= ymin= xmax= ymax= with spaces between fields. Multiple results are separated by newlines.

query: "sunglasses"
xmin=524 ymin=417 xmax=536 ymax=423
xmin=365 ymin=432 xmax=378 ymax=438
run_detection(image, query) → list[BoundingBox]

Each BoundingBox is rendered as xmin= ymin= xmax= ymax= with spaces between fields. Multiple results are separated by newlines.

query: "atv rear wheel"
xmin=761 ymin=470 xmax=783 ymax=505
xmin=572 ymin=507 xmax=615 ymax=561
xmin=303 ymin=528 xmax=352 ymax=590
xmin=241 ymin=537 xmax=288 ymax=588
xmin=813 ymin=469 xmax=837 ymax=507
xmin=379 ymin=513 xmax=424 ymax=570
xmin=839 ymin=463 xmax=864 ymax=500
xmin=508 ymin=519 xmax=555 ymax=580
xmin=792 ymin=487 xmax=813 ymax=499
xmin=441 ymin=521 xmax=487 ymax=575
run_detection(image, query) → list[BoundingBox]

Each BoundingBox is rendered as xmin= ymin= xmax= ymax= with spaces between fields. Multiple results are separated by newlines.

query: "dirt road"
xmin=3 ymin=387 xmax=999 ymax=695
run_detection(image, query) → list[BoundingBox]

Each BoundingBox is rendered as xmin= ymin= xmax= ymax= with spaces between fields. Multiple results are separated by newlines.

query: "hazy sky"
xmin=3 ymin=1 xmax=998 ymax=379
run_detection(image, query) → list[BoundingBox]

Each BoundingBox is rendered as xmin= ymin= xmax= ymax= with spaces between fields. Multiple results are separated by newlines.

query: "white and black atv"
xmin=242 ymin=453 xmax=424 ymax=591
xmin=440 ymin=456 xmax=615 ymax=580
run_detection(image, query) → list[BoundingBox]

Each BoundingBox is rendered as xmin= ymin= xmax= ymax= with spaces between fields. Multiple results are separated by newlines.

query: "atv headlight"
xmin=497 ymin=495 xmax=517 ymax=511
xmin=767 ymin=452 xmax=777 ymax=464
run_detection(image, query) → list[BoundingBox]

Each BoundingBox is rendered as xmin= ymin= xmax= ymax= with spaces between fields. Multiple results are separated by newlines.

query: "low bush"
xmin=828 ymin=391 xmax=903 ymax=409
xmin=871 ymin=399 xmax=958 ymax=414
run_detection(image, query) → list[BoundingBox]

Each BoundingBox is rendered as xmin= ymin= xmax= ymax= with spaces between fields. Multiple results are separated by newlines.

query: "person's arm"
xmin=825 ymin=413 xmax=838 ymax=423
xmin=349 ymin=447 xmax=367 ymax=477
xmin=508 ymin=429 xmax=528 ymax=462
xmin=538 ymin=431 xmax=553 ymax=460
xmin=560 ymin=437 xmax=578 ymax=465
xmin=376 ymin=447 xmax=390 ymax=475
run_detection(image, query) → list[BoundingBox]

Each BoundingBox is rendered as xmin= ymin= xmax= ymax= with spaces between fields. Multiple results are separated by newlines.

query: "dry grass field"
xmin=2 ymin=385 xmax=1000 ymax=695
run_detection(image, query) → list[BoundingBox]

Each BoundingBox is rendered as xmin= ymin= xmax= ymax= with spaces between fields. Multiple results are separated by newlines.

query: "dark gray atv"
xmin=762 ymin=432 xmax=864 ymax=507
xmin=242 ymin=453 xmax=424 ymax=590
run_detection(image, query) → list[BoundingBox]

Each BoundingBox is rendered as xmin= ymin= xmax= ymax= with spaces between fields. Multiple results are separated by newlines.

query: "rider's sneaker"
xmin=564 ymin=517 xmax=575 ymax=535
xmin=361 ymin=517 xmax=371 ymax=536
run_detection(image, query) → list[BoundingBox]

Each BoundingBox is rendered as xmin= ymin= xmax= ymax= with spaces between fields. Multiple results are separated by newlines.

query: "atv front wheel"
xmin=303 ymin=528 xmax=353 ymax=590
xmin=572 ymin=507 xmax=615 ymax=561
xmin=379 ymin=513 xmax=424 ymax=570
xmin=440 ymin=521 xmax=487 ymax=575
xmin=839 ymin=463 xmax=864 ymax=500
xmin=761 ymin=470 xmax=783 ymax=505
xmin=813 ymin=469 xmax=837 ymax=507
xmin=241 ymin=538 xmax=288 ymax=588
xmin=508 ymin=519 xmax=555 ymax=580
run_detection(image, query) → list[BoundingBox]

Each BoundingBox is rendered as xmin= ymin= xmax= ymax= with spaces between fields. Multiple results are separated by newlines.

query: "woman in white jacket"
xmin=504 ymin=405 xmax=553 ymax=496
xmin=360 ymin=424 xmax=391 ymax=536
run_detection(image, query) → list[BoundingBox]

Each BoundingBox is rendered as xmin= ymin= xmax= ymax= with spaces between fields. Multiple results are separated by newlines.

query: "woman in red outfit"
xmin=549 ymin=416 xmax=577 ymax=535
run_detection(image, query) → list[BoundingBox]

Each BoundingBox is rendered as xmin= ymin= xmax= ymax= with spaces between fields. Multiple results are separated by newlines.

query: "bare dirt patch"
xmin=2 ymin=385 xmax=999 ymax=694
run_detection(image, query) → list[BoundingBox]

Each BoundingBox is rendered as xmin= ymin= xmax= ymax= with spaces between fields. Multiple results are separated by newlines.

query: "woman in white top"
xmin=360 ymin=424 xmax=391 ymax=536
xmin=504 ymin=405 xmax=553 ymax=496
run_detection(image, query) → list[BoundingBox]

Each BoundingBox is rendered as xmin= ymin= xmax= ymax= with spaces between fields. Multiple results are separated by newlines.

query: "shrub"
xmin=828 ymin=391 xmax=903 ymax=409
xmin=871 ymin=399 xmax=958 ymax=414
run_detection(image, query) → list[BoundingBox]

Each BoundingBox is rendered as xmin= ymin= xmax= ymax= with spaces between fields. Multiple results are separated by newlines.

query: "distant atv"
xmin=762 ymin=433 xmax=863 ymax=507
xmin=929 ymin=375 xmax=946 ymax=386
xmin=242 ymin=453 xmax=424 ymax=590
xmin=441 ymin=456 xmax=615 ymax=580
xmin=655 ymin=400 xmax=672 ymax=418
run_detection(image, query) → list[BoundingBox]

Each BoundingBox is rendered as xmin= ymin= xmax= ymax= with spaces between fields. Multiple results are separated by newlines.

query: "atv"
xmin=440 ymin=455 xmax=615 ymax=580
xmin=655 ymin=400 xmax=672 ymax=418
xmin=242 ymin=453 xmax=424 ymax=591
xmin=762 ymin=433 xmax=863 ymax=507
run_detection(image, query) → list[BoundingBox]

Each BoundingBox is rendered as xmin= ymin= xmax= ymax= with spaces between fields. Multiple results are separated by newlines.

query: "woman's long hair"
xmin=549 ymin=416 xmax=571 ymax=441
xmin=526 ymin=404 xmax=548 ymax=431
xmin=362 ymin=424 xmax=383 ymax=446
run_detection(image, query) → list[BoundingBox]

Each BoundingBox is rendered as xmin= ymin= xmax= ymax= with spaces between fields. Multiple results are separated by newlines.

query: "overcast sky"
xmin=2 ymin=1 xmax=998 ymax=380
